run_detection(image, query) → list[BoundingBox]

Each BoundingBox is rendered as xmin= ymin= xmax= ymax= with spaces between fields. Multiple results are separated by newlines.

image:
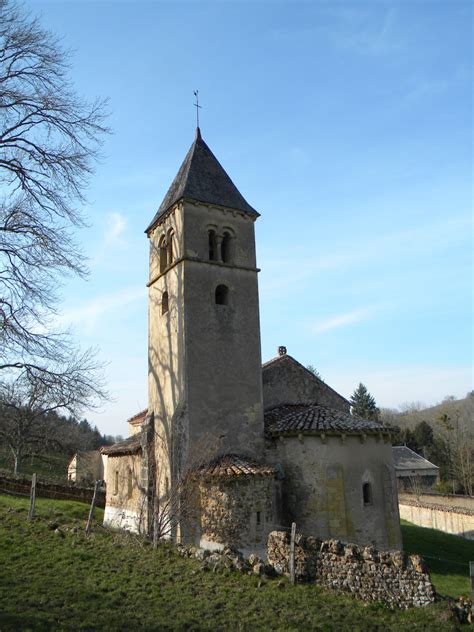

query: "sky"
xmin=25 ymin=0 xmax=472 ymax=437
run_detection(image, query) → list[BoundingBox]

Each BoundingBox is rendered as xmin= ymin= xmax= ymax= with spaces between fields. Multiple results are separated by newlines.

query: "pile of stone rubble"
xmin=176 ymin=544 xmax=276 ymax=577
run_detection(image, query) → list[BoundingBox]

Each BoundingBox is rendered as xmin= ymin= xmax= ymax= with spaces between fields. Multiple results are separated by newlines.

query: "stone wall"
xmin=399 ymin=492 xmax=474 ymax=511
xmin=267 ymin=530 xmax=435 ymax=609
xmin=399 ymin=498 xmax=474 ymax=540
xmin=266 ymin=434 xmax=402 ymax=550
xmin=103 ymin=452 xmax=146 ymax=533
xmin=0 ymin=473 xmax=105 ymax=507
xmin=198 ymin=475 xmax=278 ymax=557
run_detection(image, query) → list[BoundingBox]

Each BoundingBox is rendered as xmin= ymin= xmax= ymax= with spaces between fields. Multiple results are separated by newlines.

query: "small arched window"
xmin=363 ymin=482 xmax=373 ymax=506
xmin=161 ymin=291 xmax=169 ymax=315
xmin=167 ymin=231 xmax=174 ymax=267
xmin=215 ymin=284 xmax=229 ymax=305
xmin=127 ymin=467 xmax=133 ymax=499
xmin=114 ymin=470 xmax=119 ymax=495
xmin=159 ymin=236 xmax=167 ymax=273
xmin=208 ymin=230 xmax=217 ymax=261
xmin=221 ymin=231 xmax=232 ymax=264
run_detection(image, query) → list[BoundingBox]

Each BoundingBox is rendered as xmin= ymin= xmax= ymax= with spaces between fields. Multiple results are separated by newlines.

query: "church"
xmin=101 ymin=128 xmax=402 ymax=556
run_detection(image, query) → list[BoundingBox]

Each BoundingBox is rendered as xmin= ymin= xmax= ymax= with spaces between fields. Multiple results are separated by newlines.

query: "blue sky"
xmin=27 ymin=1 xmax=472 ymax=436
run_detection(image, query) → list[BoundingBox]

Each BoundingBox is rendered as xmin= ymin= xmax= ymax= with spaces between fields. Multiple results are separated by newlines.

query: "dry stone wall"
xmin=0 ymin=472 xmax=105 ymax=507
xmin=267 ymin=530 xmax=436 ymax=609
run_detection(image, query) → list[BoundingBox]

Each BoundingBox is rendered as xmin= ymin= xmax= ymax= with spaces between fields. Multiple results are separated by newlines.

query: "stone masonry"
xmin=267 ymin=530 xmax=436 ymax=609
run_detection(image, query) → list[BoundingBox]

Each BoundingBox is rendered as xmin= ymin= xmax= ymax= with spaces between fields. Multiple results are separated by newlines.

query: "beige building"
xmin=67 ymin=450 xmax=105 ymax=484
xmin=103 ymin=128 xmax=402 ymax=554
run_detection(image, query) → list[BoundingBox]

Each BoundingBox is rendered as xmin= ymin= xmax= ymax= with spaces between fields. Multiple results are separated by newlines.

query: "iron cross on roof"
xmin=193 ymin=90 xmax=202 ymax=128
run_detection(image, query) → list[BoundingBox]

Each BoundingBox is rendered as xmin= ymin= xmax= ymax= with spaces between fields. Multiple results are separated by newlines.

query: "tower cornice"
xmin=147 ymin=256 xmax=260 ymax=288
xmin=147 ymin=198 xmax=257 ymax=238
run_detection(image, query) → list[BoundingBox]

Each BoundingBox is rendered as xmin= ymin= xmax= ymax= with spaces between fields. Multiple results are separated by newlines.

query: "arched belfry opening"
xmin=159 ymin=235 xmax=167 ymax=274
xmin=208 ymin=230 xmax=217 ymax=261
xmin=215 ymin=284 xmax=229 ymax=305
xmin=166 ymin=230 xmax=174 ymax=267
xmin=221 ymin=231 xmax=232 ymax=264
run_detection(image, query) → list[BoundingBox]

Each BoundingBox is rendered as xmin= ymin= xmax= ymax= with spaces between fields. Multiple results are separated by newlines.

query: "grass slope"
xmin=0 ymin=495 xmax=467 ymax=631
xmin=401 ymin=518 xmax=474 ymax=598
xmin=0 ymin=447 xmax=69 ymax=481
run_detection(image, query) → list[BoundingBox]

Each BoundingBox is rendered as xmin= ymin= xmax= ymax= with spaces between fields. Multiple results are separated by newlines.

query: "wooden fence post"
xmin=470 ymin=562 xmax=474 ymax=616
xmin=289 ymin=521 xmax=296 ymax=585
xmin=28 ymin=473 xmax=37 ymax=520
xmin=85 ymin=480 xmax=100 ymax=535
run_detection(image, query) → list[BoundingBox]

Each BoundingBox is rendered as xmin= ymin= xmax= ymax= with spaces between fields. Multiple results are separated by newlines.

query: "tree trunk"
xmin=13 ymin=451 xmax=20 ymax=476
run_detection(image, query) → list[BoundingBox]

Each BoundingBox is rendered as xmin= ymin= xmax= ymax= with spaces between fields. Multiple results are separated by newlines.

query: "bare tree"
xmin=143 ymin=426 xmax=222 ymax=546
xmin=0 ymin=0 xmax=109 ymax=381
xmin=0 ymin=350 xmax=107 ymax=475
xmin=436 ymin=406 xmax=474 ymax=496
xmin=0 ymin=1 xmax=109 ymax=459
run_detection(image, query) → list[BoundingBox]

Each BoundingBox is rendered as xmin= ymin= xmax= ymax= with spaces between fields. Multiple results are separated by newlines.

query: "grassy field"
xmin=401 ymin=518 xmax=473 ymax=598
xmin=0 ymin=494 xmax=470 ymax=631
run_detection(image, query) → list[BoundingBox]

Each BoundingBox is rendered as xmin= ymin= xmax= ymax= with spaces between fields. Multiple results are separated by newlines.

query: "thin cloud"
xmin=260 ymin=252 xmax=361 ymax=298
xmin=329 ymin=366 xmax=473 ymax=409
xmin=311 ymin=308 xmax=371 ymax=334
xmin=105 ymin=212 xmax=127 ymax=244
xmin=328 ymin=5 xmax=402 ymax=57
xmin=59 ymin=286 xmax=146 ymax=334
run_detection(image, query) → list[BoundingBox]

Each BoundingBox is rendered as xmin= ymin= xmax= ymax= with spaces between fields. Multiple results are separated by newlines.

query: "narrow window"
xmin=114 ymin=470 xmax=119 ymax=495
xmin=256 ymin=511 xmax=261 ymax=526
xmin=208 ymin=230 xmax=217 ymax=261
xmin=161 ymin=291 xmax=169 ymax=315
xmin=127 ymin=468 xmax=133 ymax=499
xmin=363 ymin=482 xmax=373 ymax=506
xmin=167 ymin=231 xmax=174 ymax=266
xmin=221 ymin=232 xmax=232 ymax=263
xmin=159 ymin=236 xmax=167 ymax=273
xmin=215 ymin=284 xmax=229 ymax=305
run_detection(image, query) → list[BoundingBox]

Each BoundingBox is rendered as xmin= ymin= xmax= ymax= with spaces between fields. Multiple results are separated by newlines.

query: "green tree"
xmin=413 ymin=421 xmax=434 ymax=453
xmin=350 ymin=383 xmax=380 ymax=421
xmin=306 ymin=365 xmax=323 ymax=381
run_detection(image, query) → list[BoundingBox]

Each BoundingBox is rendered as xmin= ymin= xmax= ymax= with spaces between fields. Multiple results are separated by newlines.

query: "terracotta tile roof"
xmin=193 ymin=453 xmax=275 ymax=478
xmin=265 ymin=403 xmax=395 ymax=437
xmin=392 ymin=446 xmax=439 ymax=471
xmin=101 ymin=432 xmax=144 ymax=456
xmin=127 ymin=409 xmax=148 ymax=425
xmin=146 ymin=129 xmax=258 ymax=232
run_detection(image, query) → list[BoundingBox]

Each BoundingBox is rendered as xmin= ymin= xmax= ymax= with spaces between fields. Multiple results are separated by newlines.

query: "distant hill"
xmin=382 ymin=393 xmax=473 ymax=432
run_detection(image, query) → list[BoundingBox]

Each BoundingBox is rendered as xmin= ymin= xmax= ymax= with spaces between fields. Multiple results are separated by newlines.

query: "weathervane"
xmin=193 ymin=90 xmax=202 ymax=128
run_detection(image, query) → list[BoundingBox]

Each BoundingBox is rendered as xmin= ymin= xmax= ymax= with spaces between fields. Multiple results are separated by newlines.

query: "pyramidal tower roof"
xmin=146 ymin=128 xmax=258 ymax=233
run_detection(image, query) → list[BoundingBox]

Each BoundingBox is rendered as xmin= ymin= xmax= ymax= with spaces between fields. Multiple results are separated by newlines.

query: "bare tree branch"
xmin=0 ymin=1 xmax=110 ymax=471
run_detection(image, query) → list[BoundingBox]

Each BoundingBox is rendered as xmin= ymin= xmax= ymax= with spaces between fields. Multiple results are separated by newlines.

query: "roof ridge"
xmin=127 ymin=408 xmax=148 ymax=424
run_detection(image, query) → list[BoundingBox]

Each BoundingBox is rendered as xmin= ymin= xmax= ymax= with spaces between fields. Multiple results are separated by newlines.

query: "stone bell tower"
xmin=145 ymin=128 xmax=264 ymax=489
